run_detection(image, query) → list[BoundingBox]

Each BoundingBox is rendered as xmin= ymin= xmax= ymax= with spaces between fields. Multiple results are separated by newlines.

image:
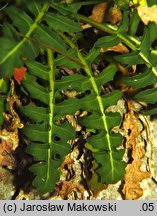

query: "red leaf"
xmin=13 ymin=66 xmax=27 ymax=85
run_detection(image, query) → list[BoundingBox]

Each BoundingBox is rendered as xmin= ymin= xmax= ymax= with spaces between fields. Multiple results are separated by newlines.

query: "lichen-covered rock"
xmin=0 ymin=167 xmax=15 ymax=200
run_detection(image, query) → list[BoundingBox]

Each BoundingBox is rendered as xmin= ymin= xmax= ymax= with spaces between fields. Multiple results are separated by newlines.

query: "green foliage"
xmin=1 ymin=0 xmax=157 ymax=194
xmin=77 ymin=4 xmax=157 ymax=115
xmin=20 ymin=57 xmax=76 ymax=193
xmin=0 ymin=79 xmax=8 ymax=127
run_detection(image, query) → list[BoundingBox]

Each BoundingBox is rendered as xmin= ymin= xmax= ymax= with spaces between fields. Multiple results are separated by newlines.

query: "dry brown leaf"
xmin=82 ymin=2 xmax=108 ymax=31
xmin=0 ymin=139 xmax=15 ymax=167
xmin=89 ymin=2 xmax=108 ymax=23
xmin=122 ymin=101 xmax=150 ymax=200
xmin=59 ymin=155 xmax=74 ymax=170
xmin=61 ymin=67 xmax=75 ymax=75
xmin=100 ymin=43 xmax=129 ymax=54
xmin=56 ymin=180 xmax=85 ymax=199
xmin=137 ymin=5 xmax=157 ymax=25
xmin=107 ymin=5 xmax=122 ymax=24
xmin=83 ymin=3 xmax=122 ymax=29
xmin=0 ymin=80 xmax=24 ymax=168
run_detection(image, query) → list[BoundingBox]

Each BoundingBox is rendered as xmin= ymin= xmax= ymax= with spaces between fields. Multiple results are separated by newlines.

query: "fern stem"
xmin=76 ymin=14 xmax=157 ymax=77
xmin=47 ymin=49 xmax=55 ymax=184
xmin=60 ymin=32 xmax=115 ymax=178
xmin=47 ymin=49 xmax=54 ymax=144
xmin=0 ymin=2 xmax=49 ymax=65
xmin=77 ymin=14 xmax=137 ymax=51
xmin=78 ymin=14 xmax=115 ymax=35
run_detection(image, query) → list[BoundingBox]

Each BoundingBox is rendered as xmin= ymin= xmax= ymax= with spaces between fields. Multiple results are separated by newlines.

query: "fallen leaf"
xmin=122 ymin=101 xmax=150 ymax=200
xmin=89 ymin=2 xmax=108 ymax=23
xmin=4 ymin=79 xmax=23 ymax=132
xmin=0 ymin=139 xmax=15 ymax=167
xmin=56 ymin=180 xmax=85 ymax=199
xmin=100 ymin=43 xmax=129 ymax=54
xmin=13 ymin=66 xmax=27 ymax=85
xmin=137 ymin=5 xmax=157 ymax=25
xmin=0 ymin=79 xmax=23 ymax=167
xmin=106 ymin=4 xmax=122 ymax=25
xmin=82 ymin=2 xmax=108 ymax=31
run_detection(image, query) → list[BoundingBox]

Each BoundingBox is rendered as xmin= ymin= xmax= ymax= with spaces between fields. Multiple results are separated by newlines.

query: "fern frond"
xmin=55 ymin=33 xmax=125 ymax=184
xmin=75 ymin=7 xmax=157 ymax=114
xmin=0 ymin=1 xmax=49 ymax=78
xmin=19 ymin=50 xmax=75 ymax=193
xmin=20 ymin=50 xmax=75 ymax=193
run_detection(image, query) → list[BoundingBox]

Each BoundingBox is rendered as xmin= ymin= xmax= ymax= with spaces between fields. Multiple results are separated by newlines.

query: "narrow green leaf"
xmin=0 ymin=38 xmax=18 ymax=63
xmin=143 ymin=108 xmax=157 ymax=115
xmin=0 ymin=79 xmax=8 ymax=93
xmin=52 ymin=122 xmax=76 ymax=142
xmin=22 ymin=75 xmax=49 ymax=105
xmin=135 ymin=87 xmax=157 ymax=104
xmin=87 ymin=131 xmax=123 ymax=151
xmin=27 ymin=143 xmax=49 ymax=161
xmin=21 ymin=123 xmax=49 ymax=143
xmin=51 ymin=3 xmax=81 ymax=15
xmin=25 ymin=61 xmax=49 ymax=81
xmin=0 ymin=50 xmax=23 ymax=78
xmin=5 ymin=6 xmax=33 ymax=34
xmin=85 ymin=47 xmax=100 ymax=64
xmin=123 ymin=71 xmax=157 ymax=88
xmin=26 ymin=0 xmax=42 ymax=17
xmin=55 ymin=74 xmax=91 ymax=91
xmin=140 ymin=27 xmax=151 ymax=58
xmin=114 ymin=52 xmax=144 ymax=66
xmin=150 ymin=50 xmax=157 ymax=66
xmin=54 ymin=98 xmax=81 ymax=115
xmin=102 ymin=90 xmax=122 ymax=109
xmin=94 ymin=35 xmax=121 ymax=49
xmin=54 ymin=49 xmax=81 ymax=69
xmin=129 ymin=10 xmax=140 ymax=36
xmin=81 ymin=112 xmax=121 ymax=131
xmin=20 ymin=104 xmax=49 ymax=123
xmin=0 ymin=97 xmax=5 ymax=127
xmin=29 ymin=161 xmax=60 ymax=194
xmin=105 ymin=112 xmax=122 ymax=131
xmin=34 ymin=25 xmax=66 ymax=52
xmin=94 ymin=150 xmax=126 ymax=184
xmin=149 ymin=22 xmax=157 ymax=44
xmin=44 ymin=13 xmax=82 ymax=33
xmin=3 ymin=22 xmax=18 ymax=40
xmin=95 ymin=64 xmax=117 ymax=87
xmin=21 ymin=40 xmax=39 ymax=60
xmin=118 ymin=10 xmax=129 ymax=33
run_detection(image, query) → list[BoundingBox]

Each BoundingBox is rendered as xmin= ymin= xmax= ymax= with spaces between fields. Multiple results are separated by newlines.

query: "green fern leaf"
xmin=94 ymin=149 xmax=126 ymax=184
xmin=123 ymin=71 xmax=157 ymax=88
xmin=34 ymin=25 xmax=66 ymax=52
xmin=44 ymin=13 xmax=82 ymax=33
xmin=26 ymin=0 xmax=43 ymax=17
xmin=129 ymin=10 xmax=140 ymax=36
xmin=50 ymin=3 xmax=81 ymax=15
xmin=135 ymin=87 xmax=157 ymax=104
xmin=54 ymin=49 xmax=81 ymax=69
xmin=114 ymin=52 xmax=144 ymax=66
xmin=5 ymin=6 xmax=33 ymax=34
xmin=0 ymin=2 xmax=49 ymax=77
xmin=118 ymin=10 xmax=129 ymax=33
xmin=0 ymin=97 xmax=5 ymax=127
xmin=19 ymin=56 xmax=75 ymax=193
xmin=20 ymin=104 xmax=49 ymax=123
xmin=94 ymin=35 xmax=121 ymax=49
xmin=56 ymin=32 xmax=125 ymax=183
